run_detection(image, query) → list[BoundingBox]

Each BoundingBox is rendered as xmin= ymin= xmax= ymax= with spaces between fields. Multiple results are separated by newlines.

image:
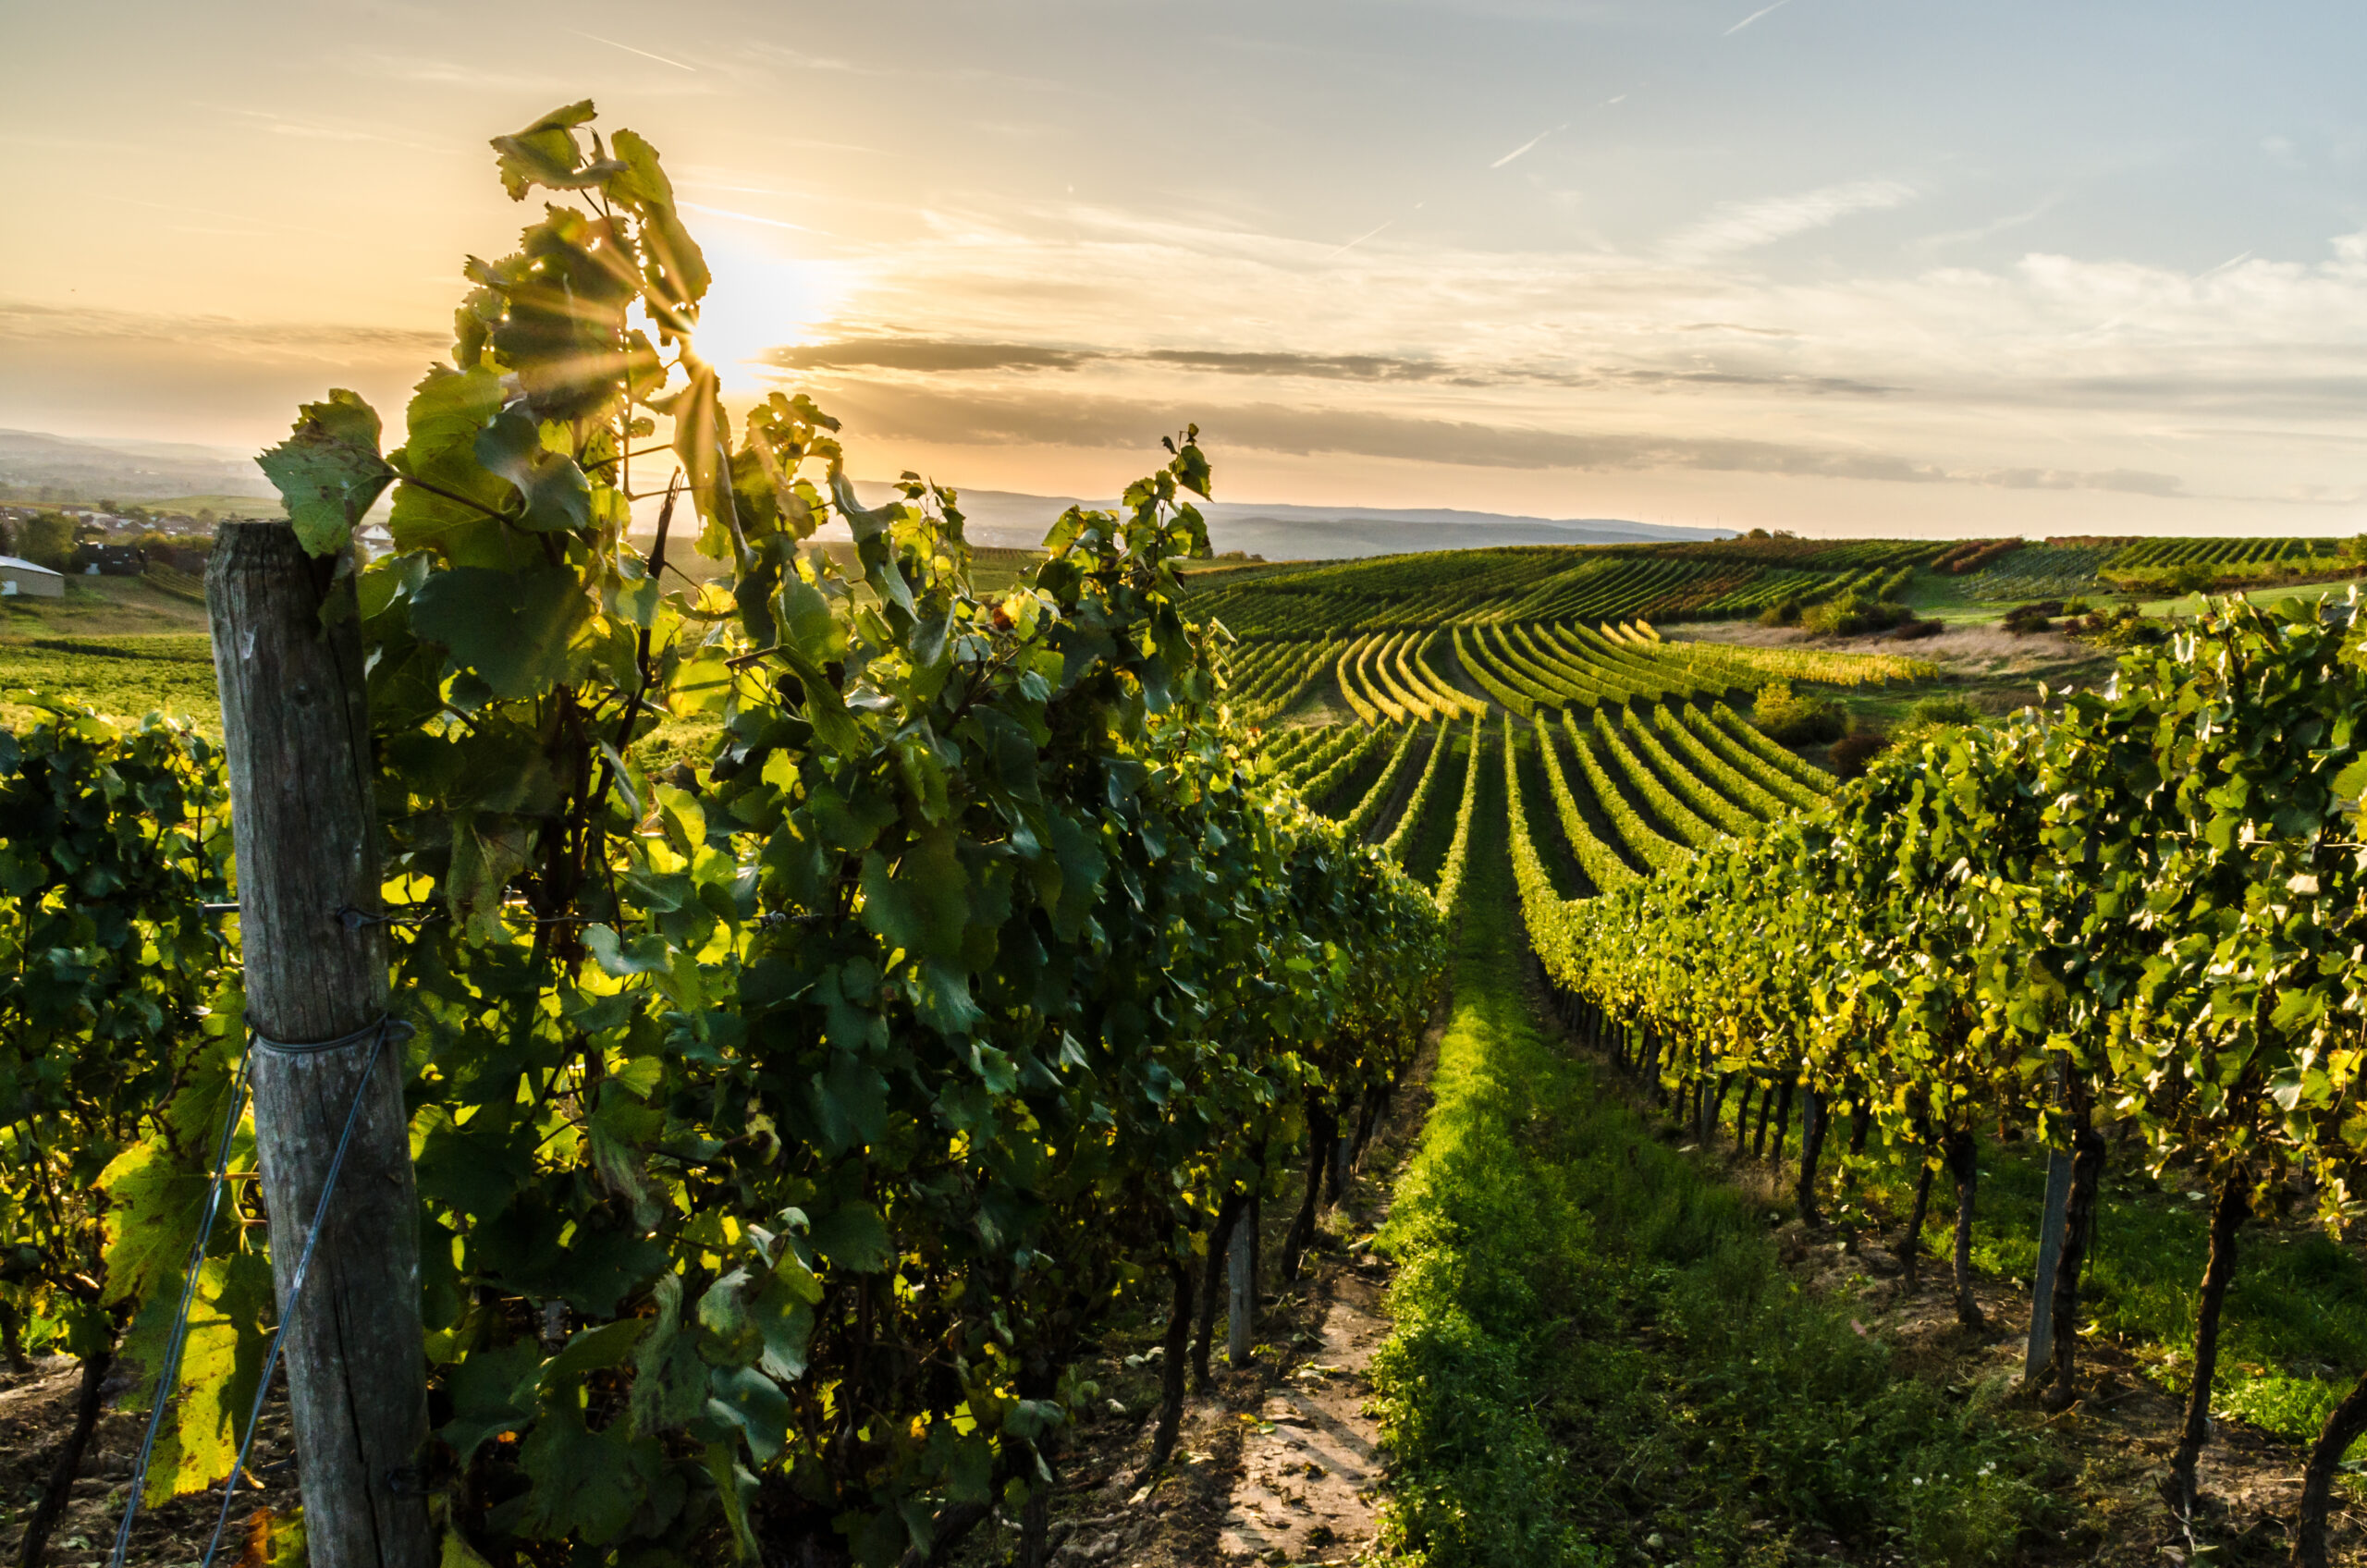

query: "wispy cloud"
xmin=1723 ymin=0 xmax=1793 ymax=36
xmin=680 ymin=201 xmax=828 ymax=234
xmin=1665 ymin=178 xmax=1914 ymax=261
xmin=803 ymin=381 xmax=2176 ymax=494
xmin=1490 ymin=123 xmax=1567 ymax=169
xmin=1908 ymin=193 xmax=2060 ymax=254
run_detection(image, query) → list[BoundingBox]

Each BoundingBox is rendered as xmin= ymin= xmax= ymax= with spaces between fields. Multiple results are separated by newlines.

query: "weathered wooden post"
xmin=1226 ymin=1200 xmax=1257 ymax=1367
xmin=207 ymin=522 xmax=433 ymax=1568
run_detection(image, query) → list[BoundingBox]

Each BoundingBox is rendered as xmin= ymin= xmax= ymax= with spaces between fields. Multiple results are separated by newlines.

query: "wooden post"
xmin=1226 ymin=1201 xmax=1257 ymax=1367
xmin=2025 ymin=1056 xmax=2079 ymax=1384
xmin=207 ymin=523 xmax=433 ymax=1568
xmin=2024 ymin=1150 xmax=2073 ymax=1379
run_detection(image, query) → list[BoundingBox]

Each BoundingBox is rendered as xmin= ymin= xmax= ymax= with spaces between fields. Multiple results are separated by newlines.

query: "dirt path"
xmin=1216 ymin=1267 xmax=1390 ymax=1564
xmin=1024 ymin=1025 xmax=1437 ymax=1568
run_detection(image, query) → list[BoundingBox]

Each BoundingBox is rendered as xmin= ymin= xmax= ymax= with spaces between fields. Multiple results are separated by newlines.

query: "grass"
xmin=1859 ymin=1137 xmax=2367 ymax=1450
xmin=2136 ymin=577 xmax=2367 ymax=619
xmin=1 ymin=575 xmax=213 ymax=637
xmin=1368 ymin=750 xmax=2056 ymax=1568
xmin=0 ymin=632 xmax=219 ymax=733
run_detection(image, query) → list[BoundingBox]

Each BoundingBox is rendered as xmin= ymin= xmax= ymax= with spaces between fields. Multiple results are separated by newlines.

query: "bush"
xmin=1801 ymin=590 xmax=1914 ymax=638
xmin=1890 ymin=617 xmax=1945 ymax=641
xmin=2001 ymin=601 xmax=2062 ymax=635
xmin=1830 ymin=729 xmax=1891 ymax=778
xmin=1910 ymin=694 xmax=1981 ymax=727
xmin=1758 ymin=594 xmax=1803 ymax=628
xmin=1754 ymin=680 xmax=1846 ymax=745
xmin=2087 ymin=608 xmax=2170 ymax=650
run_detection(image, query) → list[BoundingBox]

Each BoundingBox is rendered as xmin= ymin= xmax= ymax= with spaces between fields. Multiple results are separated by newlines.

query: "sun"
xmin=686 ymin=228 xmax=853 ymax=394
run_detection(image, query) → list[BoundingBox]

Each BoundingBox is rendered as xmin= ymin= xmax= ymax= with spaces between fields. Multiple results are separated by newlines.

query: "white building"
xmin=0 ymin=555 xmax=67 ymax=598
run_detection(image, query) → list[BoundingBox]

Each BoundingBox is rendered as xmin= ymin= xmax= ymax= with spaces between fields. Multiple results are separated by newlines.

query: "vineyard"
xmin=10 ymin=100 xmax=2367 ymax=1568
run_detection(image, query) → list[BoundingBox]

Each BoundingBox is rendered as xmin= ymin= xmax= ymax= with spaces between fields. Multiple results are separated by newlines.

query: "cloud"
xmin=758 ymin=336 xmax=1892 ymax=393
xmin=805 ymin=381 xmax=2172 ymax=494
xmin=764 ymin=339 xmax=1094 ymax=374
xmin=1141 ymin=349 xmax=1455 ymax=382
xmin=1909 ymin=193 xmax=2061 ymax=254
xmin=1665 ymin=178 xmax=1915 ymax=261
xmin=0 ymin=300 xmax=446 ymax=358
xmin=1976 ymin=467 xmax=2186 ymax=496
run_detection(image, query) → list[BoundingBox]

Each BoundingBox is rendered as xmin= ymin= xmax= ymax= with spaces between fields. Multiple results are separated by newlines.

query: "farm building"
xmin=0 ymin=554 xmax=66 ymax=597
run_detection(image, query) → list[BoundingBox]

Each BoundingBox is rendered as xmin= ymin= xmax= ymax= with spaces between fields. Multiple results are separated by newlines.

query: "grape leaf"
xmin=255 ymin=389 xmax=393 ymax=557
xmin=409 ymin=566 xmax=591 ymax=700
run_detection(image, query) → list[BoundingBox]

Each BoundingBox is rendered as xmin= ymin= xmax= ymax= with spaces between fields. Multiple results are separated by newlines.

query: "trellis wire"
xmin=107 ymin=1015 xmax=409 ymax=1568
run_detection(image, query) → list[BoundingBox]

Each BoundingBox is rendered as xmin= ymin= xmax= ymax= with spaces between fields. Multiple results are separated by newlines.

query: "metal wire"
xmin=107 ymin=1014 xmax=411 ymax=1568
xmin=106 ymin=1047 xmax=255 ymax=1568
xmin=194 ymin=1016 xmax=407 ymax=1568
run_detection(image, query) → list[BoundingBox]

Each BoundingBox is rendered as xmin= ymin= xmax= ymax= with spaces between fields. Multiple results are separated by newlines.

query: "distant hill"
xmin=842 ymin=484 xmax=1730 ymax=558
xmin=0 ymin=429 xmax=1728 ymax=559
xmin=0 ymin=430 xmax=278 ymax=504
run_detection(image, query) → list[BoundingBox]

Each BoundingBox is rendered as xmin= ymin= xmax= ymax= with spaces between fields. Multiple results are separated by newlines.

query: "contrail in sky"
xmin=1328 ymin=218 xmax=1394 ymax=258
xmin=570 ymin=30 xmax=697 ymax=70
xmin=1723 ymin=0 xmax=1792 ymax=35
xmin=1490 ymin=123 xmax=1568 ymax=169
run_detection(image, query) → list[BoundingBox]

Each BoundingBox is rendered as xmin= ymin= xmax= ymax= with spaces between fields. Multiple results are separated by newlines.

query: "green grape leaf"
xmin=490 ymin=101 xmax=622 ymax=201
xmin=543 ymin=1317 xmax=650 ymax=1383
xmin=704 ymin=1366 xmax=791 ymax=1464
xmin=388 ymin=365 xmax=511 ymax=567
xmin=474 ymin=407 xmax=591 ymax=533
xmin=439 ymin=1337 xmax=543 ymax=1460
xmin=439 ymin=1523 xmax=494 ymax=1568
xmin=808 ymin=1201 xmax=893 ymax=1273
xmin=609 ymin=128 xmax=711 ymax=313
xmin=512 ymin=1400 xmax=660 ymax=1543
xmin=256 ymin=389 xmax=393 ymax=557
xmin=410 ymin=566 xmax=591 ymax=700
xmin=631 ymin=1274 xmax=708 ymax=1435
xmin=133 ymin=1253 xmax=276 ymax=1504
xmin=859 ymin=832 xmax=968 ymax=960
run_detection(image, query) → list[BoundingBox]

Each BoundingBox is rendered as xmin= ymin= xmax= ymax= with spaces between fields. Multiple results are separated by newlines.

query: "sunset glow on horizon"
xmin=8 ymin=2 xmax=2367 ymax=535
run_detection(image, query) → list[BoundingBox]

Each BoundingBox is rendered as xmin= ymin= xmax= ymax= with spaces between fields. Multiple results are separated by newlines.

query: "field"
xmin=12 ymin=504 xmax=2367 ymax=1558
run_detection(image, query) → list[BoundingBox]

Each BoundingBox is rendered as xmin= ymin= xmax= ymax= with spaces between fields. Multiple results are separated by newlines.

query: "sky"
xmin=6 ymin=0 xmax=2367 ymax=536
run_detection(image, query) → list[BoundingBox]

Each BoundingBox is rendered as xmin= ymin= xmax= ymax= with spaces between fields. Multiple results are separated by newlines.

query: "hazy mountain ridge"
xmin=0 ymin=429 xmax=278 ymax=502
xmin=845 ymin=483 xmax=1730 ymax=559
xmin=0 ymin=429 xmax=1730 ymax=560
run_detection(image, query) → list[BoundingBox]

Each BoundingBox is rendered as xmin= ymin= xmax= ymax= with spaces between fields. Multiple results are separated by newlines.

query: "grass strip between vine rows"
xmin=1367 ymin=759 xmax=2057 ymax=1568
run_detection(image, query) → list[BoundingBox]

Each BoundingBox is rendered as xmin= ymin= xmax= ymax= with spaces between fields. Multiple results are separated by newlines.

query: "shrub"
xmin=1910 ymin=694 xmax=1981 ymax=727
xmin=1830 ymin=729 xmax=1891 ymax=778
xmin=1754 ymin=680 xmax=1846 ymax=745
xmin=2001 ymin=601 xmax=2061 ymax=635
xmin=1758 ymin=594 xmax=1803 ymax=627
xmin=1890 ymin=618 xmax=1945 ymax=641
xmin=2088 ymin=609 xmax=2170 ymax=650
xmin=1801 ymin=590 xmax=1914 ymax=638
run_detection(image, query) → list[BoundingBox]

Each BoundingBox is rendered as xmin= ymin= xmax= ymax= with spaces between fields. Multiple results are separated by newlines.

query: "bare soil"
xmin=1000 ymin=1032 xmax=1437 ymax=1568
xmin=0 ymin=1360 xmax=300 ymax=1568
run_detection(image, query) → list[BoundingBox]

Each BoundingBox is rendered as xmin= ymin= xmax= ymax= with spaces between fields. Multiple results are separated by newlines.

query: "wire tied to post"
xmin=107 ymin=1014 xmax=414 ymax=1568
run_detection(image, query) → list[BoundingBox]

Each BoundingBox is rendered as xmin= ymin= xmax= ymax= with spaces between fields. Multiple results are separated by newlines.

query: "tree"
xmin=15 ymin=512 xmax=73 ymax=570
